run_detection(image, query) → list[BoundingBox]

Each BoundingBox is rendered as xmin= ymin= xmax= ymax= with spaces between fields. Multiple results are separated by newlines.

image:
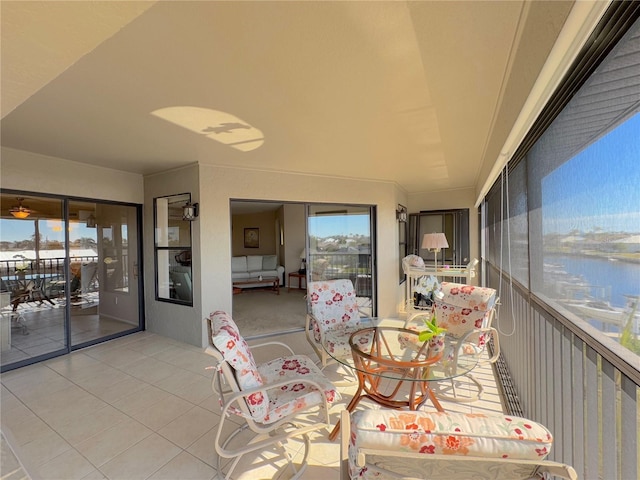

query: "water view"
xmin=544 ymin=253 xmax=639 ymax=353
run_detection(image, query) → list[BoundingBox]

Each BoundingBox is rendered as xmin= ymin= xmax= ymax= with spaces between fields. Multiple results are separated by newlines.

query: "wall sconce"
xmin=182 ymin=202 xmax=199 ymax=221
xmin=396 ymin=205 xmax=408 ymax=223
xmin=86 ymin=214 xmax=97 ymax=228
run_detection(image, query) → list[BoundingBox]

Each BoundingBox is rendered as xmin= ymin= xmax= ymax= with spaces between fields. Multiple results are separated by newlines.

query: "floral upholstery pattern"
xmin=209 ymin=311 xmax=268 ymax=419
xmin=257 ymin=355 xmax=339 ymax=424
xmin=209 ymin=310 xmax=339 ymax=424
xmin=402 ymin=254 xmax=425 ymax=272
xmin=348 ymin=410 xmax=553 ymax=479
xmin=434 ymin=282 xmax=497 ymax=339
xmin=308 ymin=279 xmax=363 ymax=360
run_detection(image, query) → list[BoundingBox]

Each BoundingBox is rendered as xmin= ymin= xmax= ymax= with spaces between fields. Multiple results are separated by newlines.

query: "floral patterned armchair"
xmin=205 ymin=310 xmax=339 ymax=480
xmin=340 ymin=409 xmax=577 ymax=479
xmin=305 ymin=279 xmax=367 ymax=367
xmin=403 ymin=282 xmax=500 ymax=402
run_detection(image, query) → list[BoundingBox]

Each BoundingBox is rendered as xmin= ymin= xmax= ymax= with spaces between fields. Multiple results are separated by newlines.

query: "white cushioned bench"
xmin=340 ymin=409 xmax=577 ymax=479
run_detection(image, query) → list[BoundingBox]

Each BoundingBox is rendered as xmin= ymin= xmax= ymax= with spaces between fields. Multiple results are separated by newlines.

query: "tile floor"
xmin=0 ymin=328 xmax=504 ymax=480
xmin=2 ymin=294 xmax=135 ymax=366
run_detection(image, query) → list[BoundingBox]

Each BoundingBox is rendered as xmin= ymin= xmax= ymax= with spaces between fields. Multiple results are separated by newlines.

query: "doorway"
xmin=230 ymin=200 xmax=376 ymax=337
xmin=0 ymin=192 xmax=143 ymax=371
xmin=307 ymin=204 xmax=375 ymax=317
xmin=409 ymin=209 xmax=470 ymax=268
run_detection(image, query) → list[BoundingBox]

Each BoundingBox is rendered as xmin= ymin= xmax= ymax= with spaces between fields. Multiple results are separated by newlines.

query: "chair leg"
xmin=434 ymin=374 xmax=484 ymax=403
xmin=216 ymin=421 xmax=317 ymax=480
xmin=317 ymin=358 xmax=359 ymax=387
xmin=11 ymin=312 xmax=28 ymax=335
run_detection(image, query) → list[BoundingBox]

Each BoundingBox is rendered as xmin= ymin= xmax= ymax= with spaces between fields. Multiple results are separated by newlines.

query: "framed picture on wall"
xmin=244 ymin=227 xmax=259 ymax=248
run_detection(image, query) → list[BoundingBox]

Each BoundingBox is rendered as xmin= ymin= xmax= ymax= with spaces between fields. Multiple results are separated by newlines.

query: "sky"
xmin=308 ymin=214 xmax=370 ymax=238
xmin=0 ymin=219 xmax=96 ymax=244
xmin=542 ymin=112 xmax=640 ymax=235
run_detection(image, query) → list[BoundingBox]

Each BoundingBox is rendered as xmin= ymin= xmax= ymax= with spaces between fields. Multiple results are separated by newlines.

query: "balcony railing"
xmin=308 ymin=252 xmax=372 ymax=297
xmin=488 ymin=265 xmax=639 ymax=479
xmin=0 ymin=256 xmax=99 ymax=297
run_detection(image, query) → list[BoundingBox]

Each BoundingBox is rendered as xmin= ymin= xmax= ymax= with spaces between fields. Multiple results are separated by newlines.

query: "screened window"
xmin=487 ymin=16 xmax=640 ymax=358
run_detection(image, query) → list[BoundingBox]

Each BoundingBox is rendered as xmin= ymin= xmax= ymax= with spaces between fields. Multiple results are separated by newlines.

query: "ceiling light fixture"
xmin=9 ymin=198 xmax=31 ymax=219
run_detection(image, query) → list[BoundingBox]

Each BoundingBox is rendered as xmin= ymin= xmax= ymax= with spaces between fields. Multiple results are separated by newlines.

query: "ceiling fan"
xmin=9 ymin=197 xmax=32 ymax=219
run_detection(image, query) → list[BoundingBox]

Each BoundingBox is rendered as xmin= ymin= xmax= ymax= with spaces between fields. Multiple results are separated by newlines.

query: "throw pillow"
xmin=262 ymin=255 xmax=277 ymax=270
xmin=246 ymin=255 xmax=263 ymax=271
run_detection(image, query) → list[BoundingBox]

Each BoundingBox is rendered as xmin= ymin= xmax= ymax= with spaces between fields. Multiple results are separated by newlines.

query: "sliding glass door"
xmin=69 ymin=200 xmax=141 ymax=347
xmin=1 ymin=192 xmax=142 ymax=371
xmin=307 ymin=204 xmax=376 ymax=316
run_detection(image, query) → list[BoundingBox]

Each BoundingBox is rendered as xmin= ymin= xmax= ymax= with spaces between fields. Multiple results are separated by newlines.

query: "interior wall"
xmin=0 ymin=147 xmax=143 ymax=203
xmin=198 ymin=165 xmax=406 ymax=347
xmin=231 ymin=211 xmax=277 ymax=256
xmin=283 ymin=203 xmax=306 ymax=285
xmin=143 ymin=164 xmax=202 ymax=346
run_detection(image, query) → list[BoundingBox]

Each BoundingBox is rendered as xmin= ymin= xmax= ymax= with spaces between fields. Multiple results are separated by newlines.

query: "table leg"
xmin=328 ymin=383 xmax=365 ymax=441
xmin=427 ymin=384 xmax=444 ymax=412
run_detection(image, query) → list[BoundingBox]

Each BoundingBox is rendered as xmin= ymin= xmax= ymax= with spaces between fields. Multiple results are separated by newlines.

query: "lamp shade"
xmin=421 ymin=232 xmax=449 ymax=250
xmin=300 ymin=248 xmax=306 ymax=259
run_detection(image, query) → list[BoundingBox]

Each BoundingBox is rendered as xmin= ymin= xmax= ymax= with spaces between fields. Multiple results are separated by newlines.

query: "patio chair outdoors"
xmin=305 ymin=279 xmax=368 ymax=368
xmin=404 ymin=282 xmax=500 ymax=402
xmin=204 ymin=310 xmax=339 ymax=480
xmin=340 ymin=409 xmax=577 ymax=479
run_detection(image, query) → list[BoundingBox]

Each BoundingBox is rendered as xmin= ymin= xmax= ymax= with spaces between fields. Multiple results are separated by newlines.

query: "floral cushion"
xmin=209 ymin=310 xmax=339 ymax=424
xmin=208 ymin=311 xmax=268 ymax=419
xmin=349 ymin=410 xmax=553 ymax=479
xmin=434 ymin=283 xmax=497 ymax=340
xmin=257 ymin=355 xmax=339 ymax=424
xmin=308 ymin=279 xmax=362 ymax=340
xmin=402 ymin=254 xmax=425 ymax=272
xmin=397 ymin=326 xmax=445 ymax=359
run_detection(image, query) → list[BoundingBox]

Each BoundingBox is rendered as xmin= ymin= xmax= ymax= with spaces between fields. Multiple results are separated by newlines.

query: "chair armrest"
xmin=249 ymin=340 xmax=295 ymax=356
xmin=305 ymin=312 xmax=326 ymax=342
xmin=219 ymin=375 xmax=334 ymax=424
xmin=449 ymin=327 xmax=500 ymax=364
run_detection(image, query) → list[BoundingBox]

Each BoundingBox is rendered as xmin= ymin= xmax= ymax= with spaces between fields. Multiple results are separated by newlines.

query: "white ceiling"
xmin=1 ymin=1 xmax=574 ymax=196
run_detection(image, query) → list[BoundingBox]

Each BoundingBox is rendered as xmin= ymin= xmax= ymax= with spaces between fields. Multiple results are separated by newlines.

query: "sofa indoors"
xmin=231 ymin=255 xmax=284 ymax=288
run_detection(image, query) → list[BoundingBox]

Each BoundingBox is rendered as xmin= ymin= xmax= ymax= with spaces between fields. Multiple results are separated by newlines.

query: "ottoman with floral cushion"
xmin=340 ymin=409 xmax=577 ymax=480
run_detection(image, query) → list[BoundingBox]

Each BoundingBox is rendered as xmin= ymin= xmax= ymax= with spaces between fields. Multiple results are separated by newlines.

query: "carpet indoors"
xmin=232 ymin=287 xmax=307 ymax=338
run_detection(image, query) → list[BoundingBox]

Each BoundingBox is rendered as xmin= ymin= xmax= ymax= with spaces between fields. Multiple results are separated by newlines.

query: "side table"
xmin=287 ymin=272 xmax=306 ymax=292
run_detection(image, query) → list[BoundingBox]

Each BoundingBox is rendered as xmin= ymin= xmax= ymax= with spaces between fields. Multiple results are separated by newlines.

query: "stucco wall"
xmin=1 ymin=147 xmax=143 ymax=203
xmin=1 ymin=148 xmax=478 ymax=350
xmin=143 ymin=164 xmax=202 ymax=346
xmin=197 ymin=165 xmax=407 ymax=347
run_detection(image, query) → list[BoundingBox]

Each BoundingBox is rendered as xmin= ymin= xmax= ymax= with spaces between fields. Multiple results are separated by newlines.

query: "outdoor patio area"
xmin=0 ymin=327 xmax=504 ymax=480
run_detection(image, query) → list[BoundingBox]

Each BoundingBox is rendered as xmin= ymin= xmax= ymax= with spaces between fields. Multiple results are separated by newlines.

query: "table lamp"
xmin=299 ymin=248 xmax=307 ymax=274
xmin=421 ymin=233 xmax=449 ymax=270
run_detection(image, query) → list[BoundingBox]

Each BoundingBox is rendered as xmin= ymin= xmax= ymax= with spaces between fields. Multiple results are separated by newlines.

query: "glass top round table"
xmin=324 ymin=318 xmax=481 ymax=441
